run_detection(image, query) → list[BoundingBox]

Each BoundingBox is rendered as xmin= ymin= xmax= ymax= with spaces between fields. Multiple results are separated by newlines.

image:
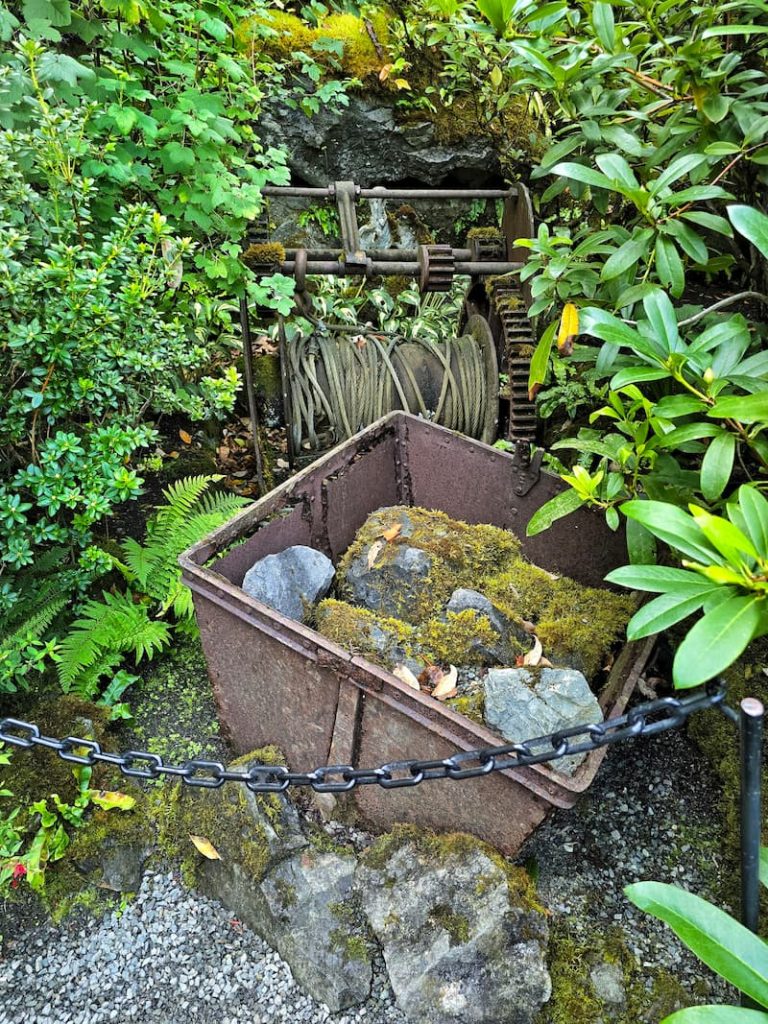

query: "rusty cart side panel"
xmin=180 ymin=412 xmax=651 ymax=854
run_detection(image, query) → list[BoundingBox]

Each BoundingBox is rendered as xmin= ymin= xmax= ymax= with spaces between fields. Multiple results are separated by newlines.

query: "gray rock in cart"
xmin=445 ymin=588 xmax=531 ymax=662
xmin=357 ymin=832 xmax=550 ymax=1024
xmin=242 ymin=545 xmax=335 ymax=622
xmin=483 ymin=666 xmax=603 ymax=776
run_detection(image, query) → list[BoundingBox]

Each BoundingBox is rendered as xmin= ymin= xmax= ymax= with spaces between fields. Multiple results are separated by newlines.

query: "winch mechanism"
xmin=243 ymin=182 xmax=538 ymax=464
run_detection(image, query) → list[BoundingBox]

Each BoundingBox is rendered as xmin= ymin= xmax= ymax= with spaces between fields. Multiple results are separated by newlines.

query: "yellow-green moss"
xmin=418 ymin=610 xmax=507 ymax=666
xmin=151 ymin=744 xmax=286 ymax=888
xmin=315 ymin=598 xmax=418 ymax=667
xmin=361 ymin=824 xmax=540 ymax=912
xmin=466 ymin=226 xmax=503 ymax=242
xmin=486 ymin=560 xmax=635 ymax=680
xmin=430 ymin=904 xmax=470 ymax=944
xmin=242 ymin=242 xmax=286 ymax=269
xmin=337 ymin=506 xmax=521 ymax=625
xmin=330 ymin=928 xmax=370 ymax=963
xmin=446 ymin=691 xmax=485 ymax=725
xmin=237 ymin=10 xmax=391 ymax=80
xmin=539 ymin=919 xmax=692 ymax=1024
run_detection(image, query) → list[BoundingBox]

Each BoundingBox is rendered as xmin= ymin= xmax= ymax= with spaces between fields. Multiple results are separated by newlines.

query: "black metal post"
xmin=740 ymin=697 xmax=764 ymax=1009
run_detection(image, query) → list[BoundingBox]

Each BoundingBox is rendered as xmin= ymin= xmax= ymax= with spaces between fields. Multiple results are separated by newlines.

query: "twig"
xmin=677 ymin=291 xmax=768 ymax=327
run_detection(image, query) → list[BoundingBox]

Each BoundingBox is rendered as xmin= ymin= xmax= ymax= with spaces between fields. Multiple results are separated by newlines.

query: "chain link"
xmin=0 ymin=680 xmax=727 ymax=793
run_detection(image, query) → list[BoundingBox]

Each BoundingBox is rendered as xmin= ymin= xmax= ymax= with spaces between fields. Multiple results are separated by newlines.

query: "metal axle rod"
xmin=278 ymin=260 xmax=523 ymax=277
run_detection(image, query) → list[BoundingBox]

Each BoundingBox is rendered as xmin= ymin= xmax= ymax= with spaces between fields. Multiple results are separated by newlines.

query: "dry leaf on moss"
xmin=367 ymin=538 xmax=386 ymax=569
xmin=393 ymin=664 xmax=420 ymax=690
xmin=189 ymin=835 xmax=222 ymax=860
xmin=179 ymin=429 xmax=192 ymax=444
xmin=432 ymin=665 xmax=458 ymax=701
xmin=382 ymin=523 xmax=402 ymax=542
xmin=523 ymin=635 xmax=543 ymax=667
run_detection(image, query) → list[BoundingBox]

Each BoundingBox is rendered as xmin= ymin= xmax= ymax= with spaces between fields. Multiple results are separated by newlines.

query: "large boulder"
xmin=257 ymin=92 xmax=502 ymax=188
xmin=241 ymin=545 xmax=334 ymax=622
xmin=357 ymin=828 xmax=551 ymax=1024
xmin=483 ymin=667 xmax=603 ymax=776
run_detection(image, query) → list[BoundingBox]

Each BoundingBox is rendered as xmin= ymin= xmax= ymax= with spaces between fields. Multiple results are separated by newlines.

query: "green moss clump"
xmin=330 ymin=928 xmax=370 ymax=963
xmin=418 ymin=610 xmax=506 ymax=666
xmin=237 ymin=10 xmax=391 ymax=80
xmin=361 ymin=824 xmax=540 ymax=912
xmin=466 ymin=226 xmax=503 ymax=242
xmin=151 ymin=744 xmax=286 ymax=887
xmin=446 ymin=691 xmax=485 ymax=725
xmin=430 ymin=904 xmax=470 ymax=945
xmin=275 ymin=879 xmax=297 ymax=909
xmin=241 ymin=242 xmax=286 ymax=268
xmin=486 ymin=560 xmax=635 ymax=680
xmin=337 ymin=506 xmax=521 ymax=625
xmin=315 ymin=598 xmax=417 ymax=667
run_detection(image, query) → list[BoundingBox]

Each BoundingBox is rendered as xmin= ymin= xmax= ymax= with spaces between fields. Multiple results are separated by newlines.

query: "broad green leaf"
xmin=709 ymin=392 xmax=768 ymax=424
xmin=621 ymin=500 xmax=722 ymax=564
xmin=736 ymin=486 xmax=768 ymax=554
xmin=689 ymin=505 xmax=759 ymax=562
xmin=592 ymin=1 xmax=615 ymax=51
xmin=700 ymin=433 xmax=736 ymax=502
xmin=595 ymin=152 xmax=637 ymax=189
xmin=627 ymin=590 xmax=716 ymax=639
xmin=550 ymin=162 xmax=616 ymax=192
xmin=601 ymin=231 xmax=653 ymax=281
xmin=626 ymin=516 xmax=657 ymax=565
xmin=655 ymin=236 xmax=685 ymax=297
xmin=681 ymin=212 xmax=733 ymax=238
xmin=761 ymin=847 xmax=768 ymax=889
xmin=702 ymin=24 xmax=768 ymax=36
xmin=605 ymin=564 xmax=718 ymax=593
xmin=528 ymin=320 xmax=557 ymax=394
xmin=643 ymin=289 xmax=681 ymax=354
xmin=610 ymin=366 xmax=670 ymax=388
xmin=654 ymin=423 xmax=722 ymax=449
xmin=525 ymin=488 xmax=586 ymax=536
xmin=580 ymin=307 xmax=662 ymax=362
xmin=653 ymin=395 xmax=708 ymax=419
xmin=674 ymin=595 xmax=766 ymax=687
xmin=664 ymin=220 xmax=709 ymax=263
xmin=665 ymin=1006 xmax=768 ymax=1023
xmin=729 ymin=205 xmax=768 ymax=260
xmin=703 ymin=93 xmax=730 ymax=123
xmin=650 ymin=153 xmax=708 ymax=195
xmin=625 ymin=881 xmax=768 ymax=1004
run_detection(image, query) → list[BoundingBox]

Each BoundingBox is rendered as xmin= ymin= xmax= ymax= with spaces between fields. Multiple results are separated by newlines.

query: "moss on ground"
xmin=539 ymin=919 xmax=690 ymax=1024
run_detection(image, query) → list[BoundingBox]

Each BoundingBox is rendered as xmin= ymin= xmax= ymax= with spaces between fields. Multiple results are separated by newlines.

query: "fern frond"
xmin=118 ymin=537 xmax=152 ymax=588
xmin=57 ymin=591 xmax=171 ymax=688
xmin=64 ymin=652 xmax=122 ymax=700
xmin=156 ymin=476 xmax=222 ymax=526
xmin=198 ymin=490 xmax=250 ymax=518
xmin=2 ymin=594 xmax=67 ymax=646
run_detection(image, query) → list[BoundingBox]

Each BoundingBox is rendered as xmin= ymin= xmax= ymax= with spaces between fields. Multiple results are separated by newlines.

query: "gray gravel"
xmin=0 ymin=871 xmax=407 ymax=1024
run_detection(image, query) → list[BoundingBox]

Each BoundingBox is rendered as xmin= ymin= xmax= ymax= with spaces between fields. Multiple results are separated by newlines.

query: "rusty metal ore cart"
xmin=180 ymin=413 xmax=653 ymax=855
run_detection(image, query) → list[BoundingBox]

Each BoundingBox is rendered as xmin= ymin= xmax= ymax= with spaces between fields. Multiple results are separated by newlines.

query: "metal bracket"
xmin=333 ymin=180 xmax=368 ymax=270
xmin=510 ymin=441 xmax=542 ymax=496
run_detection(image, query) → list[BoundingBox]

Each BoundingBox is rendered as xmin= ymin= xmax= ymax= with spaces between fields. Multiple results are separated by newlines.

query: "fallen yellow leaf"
xmin=393 ymin=664 xmax=420 ymax=690
xmin=432 ymin=665 xmax=458 ymax=701
xmin=189 ymin=834 xmax=222 ymax=860
xmin=557 ymin=303 xmax=579 ymax=356
xmin=382 ymin=524 xmax=402 ymax=543
xmin=367 ymin=538 xmax=386 ymax=570
xmin=523 ymin=635 xmax=543 ymax=667
xmin=179 ymin=429 xmax=192 ymax=444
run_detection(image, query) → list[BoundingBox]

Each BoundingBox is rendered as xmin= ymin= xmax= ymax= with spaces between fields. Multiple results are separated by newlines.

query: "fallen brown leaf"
xmin=179 ymin=429 xmax=192 ymax=444
xmin=189 ymin=834 xmax=221 ymax=860
xmin=393 ymin=664 xmax=420 ymax=690
xmin=382 ymin=524 xmax=402 ymax=543
xmin=367 ymin=538 xmax=386 ymax=570
xmin=432 ymin=665 xmax=458 ymax=701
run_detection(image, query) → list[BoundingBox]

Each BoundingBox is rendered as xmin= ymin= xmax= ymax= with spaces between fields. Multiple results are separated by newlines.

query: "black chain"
xmin=0 ymin=680 xmax=727 ymax=793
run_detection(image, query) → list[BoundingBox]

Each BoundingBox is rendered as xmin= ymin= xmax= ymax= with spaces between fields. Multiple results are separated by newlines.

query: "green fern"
xmin=116 ymin=475 xmax=247 ymax=617
xmin=57 ymin=592 xmax=171 ymax=691
xmin=58 ymin=475 xmax=248 ymax=696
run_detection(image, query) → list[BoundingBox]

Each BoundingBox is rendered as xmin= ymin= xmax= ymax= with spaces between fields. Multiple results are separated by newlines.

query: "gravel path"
xmin=0 ymin=872 xmax=407 ymax=1024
